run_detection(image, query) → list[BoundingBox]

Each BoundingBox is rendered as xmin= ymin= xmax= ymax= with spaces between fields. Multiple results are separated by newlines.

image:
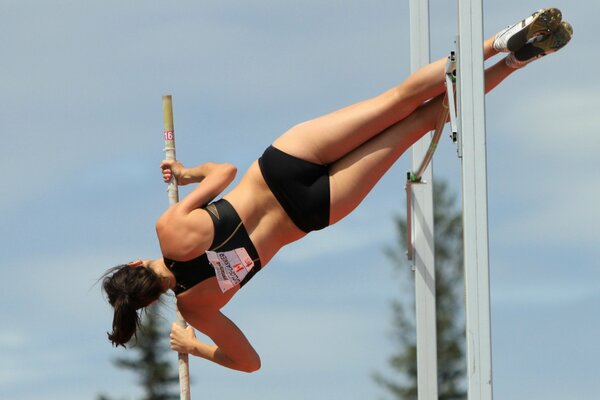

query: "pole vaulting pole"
xmin=162 ymin=95 xmax=192 ymax=400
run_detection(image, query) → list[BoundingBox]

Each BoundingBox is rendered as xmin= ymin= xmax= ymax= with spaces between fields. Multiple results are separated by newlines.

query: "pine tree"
xmin=374 ymin=180 xmax=466 ymax=400
xmin=98 ymin=303 xmax=180 ymax=400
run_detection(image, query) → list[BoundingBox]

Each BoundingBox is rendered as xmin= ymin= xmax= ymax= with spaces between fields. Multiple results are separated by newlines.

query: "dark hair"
xmin=102 ymin=264 xmax=164 ymax=347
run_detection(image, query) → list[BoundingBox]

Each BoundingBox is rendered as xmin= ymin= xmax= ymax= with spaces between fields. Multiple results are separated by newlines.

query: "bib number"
xmin=206 ymin=248 xmax=255 ymax=293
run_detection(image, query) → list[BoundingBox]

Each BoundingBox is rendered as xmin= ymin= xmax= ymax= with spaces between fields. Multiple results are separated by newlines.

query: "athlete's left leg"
xmin=328 ymin=58 xmax=515 ymax=224
xmin=327 ymin=10 xmax=573 ymax=223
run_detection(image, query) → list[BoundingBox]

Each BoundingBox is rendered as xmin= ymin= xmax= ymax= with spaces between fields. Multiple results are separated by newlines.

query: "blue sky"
xmin=1 ymin=1 xmax=599 ymax=399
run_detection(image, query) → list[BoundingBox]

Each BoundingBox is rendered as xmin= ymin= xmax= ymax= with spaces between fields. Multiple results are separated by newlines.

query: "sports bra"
xmin=163 ymin=199 xmax=262 ymax=295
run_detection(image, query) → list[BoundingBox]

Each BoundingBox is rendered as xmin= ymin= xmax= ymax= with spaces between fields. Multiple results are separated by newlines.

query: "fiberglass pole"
xmin=162 ymin=95 xmax=192 ymax=400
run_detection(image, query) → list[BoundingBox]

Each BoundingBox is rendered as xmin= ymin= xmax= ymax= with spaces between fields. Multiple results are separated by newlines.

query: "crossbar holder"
xmin=406 ymin=52 xmax=457 ymax=262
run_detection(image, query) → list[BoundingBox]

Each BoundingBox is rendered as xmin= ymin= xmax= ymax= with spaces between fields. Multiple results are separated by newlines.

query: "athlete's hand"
xmin=170 ymin=323 xmax=197 ymax=354
xmin=160 ymin=160 xmax=187 ymax=185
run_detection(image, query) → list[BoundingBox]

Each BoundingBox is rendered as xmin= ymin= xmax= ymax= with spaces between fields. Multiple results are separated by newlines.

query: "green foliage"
xmin=98 ymin=303 xmax=180 ymax=400
xmin=374 ymin=180 xmax=466 ymax=400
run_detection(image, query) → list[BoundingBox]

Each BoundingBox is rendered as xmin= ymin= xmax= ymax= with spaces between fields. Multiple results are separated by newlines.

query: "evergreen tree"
xmin=374 ymin=180 xmax=466 ymax=400
xmin=98 ymin=303 xmax=180 ymax=400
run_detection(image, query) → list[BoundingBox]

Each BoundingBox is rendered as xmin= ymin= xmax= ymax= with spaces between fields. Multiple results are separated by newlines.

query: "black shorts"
xmin=258 ymin=145 xmax=330 ymax=233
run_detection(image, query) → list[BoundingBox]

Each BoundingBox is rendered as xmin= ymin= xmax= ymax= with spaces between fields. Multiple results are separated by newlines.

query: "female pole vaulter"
xmin=102 ymin=8 xmax=572 ymax=372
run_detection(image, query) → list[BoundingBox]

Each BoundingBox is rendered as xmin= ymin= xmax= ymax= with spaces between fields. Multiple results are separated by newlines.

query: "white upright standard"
xmin=163 ymin=95 xmax=192 ymax=400
xmin=456 ymin=0 xmax=494 ymax=398
xmin=407 ymin=1 xmax=438 ymax=399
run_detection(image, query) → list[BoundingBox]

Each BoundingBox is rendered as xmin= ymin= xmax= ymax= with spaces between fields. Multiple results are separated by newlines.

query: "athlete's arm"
xmin=161 ymin=161 xmax=237 ymax=212
xmin=161 ymin=160 xmax=236 ymax=186
xmin=170 ymin=312 xmax=261 ymax=373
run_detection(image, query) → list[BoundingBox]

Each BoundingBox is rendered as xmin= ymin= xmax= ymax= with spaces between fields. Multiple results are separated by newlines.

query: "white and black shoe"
xmin=494 ymin=8 xmax=563 ymax=53
xmin=505 ymin=21 xmax=573 ymax=68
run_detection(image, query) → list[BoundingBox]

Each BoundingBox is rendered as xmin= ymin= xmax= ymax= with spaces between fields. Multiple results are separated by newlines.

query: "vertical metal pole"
xmin=162 ymin=95 xmax=192 ymax=400
xmin=408 ymin=1 xmax=438 ymax=399
xmin=456 ymin=1 xmax=494 ymax=399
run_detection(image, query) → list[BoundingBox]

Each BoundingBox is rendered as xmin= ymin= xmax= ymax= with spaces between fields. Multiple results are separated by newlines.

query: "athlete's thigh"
xmin=327 ymin=130 xmax=410 ymax=224
xmin=327 ymin=100 xmax=437 ymax=224
xmin=272 ymin=88 xmax=406 ymax=165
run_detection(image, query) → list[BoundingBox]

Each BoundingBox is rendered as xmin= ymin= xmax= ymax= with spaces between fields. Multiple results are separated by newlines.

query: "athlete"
xmin=102 ymin=8 xmax=572 ymax=372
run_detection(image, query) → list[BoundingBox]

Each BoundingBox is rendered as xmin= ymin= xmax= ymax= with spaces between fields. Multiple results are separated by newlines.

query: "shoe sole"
xmin=507 ymin=8 xmax=563 ymax=52
xmin=515 ymin=21 xmax=573 ymax=62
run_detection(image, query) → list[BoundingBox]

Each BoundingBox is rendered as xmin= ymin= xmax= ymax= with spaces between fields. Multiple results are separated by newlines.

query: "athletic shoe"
xmin=505 ymin=21 xmax=573 ymax=68
xmin=493 ymin=8 xmax=563 ymax=52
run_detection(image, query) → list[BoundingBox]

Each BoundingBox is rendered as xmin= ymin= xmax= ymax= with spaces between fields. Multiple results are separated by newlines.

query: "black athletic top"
xmin=163 ymin=199 xmax=262 ymax=295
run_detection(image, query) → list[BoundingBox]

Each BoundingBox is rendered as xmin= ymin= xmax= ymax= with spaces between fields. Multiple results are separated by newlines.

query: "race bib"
xmin=206 ymin=248 xmax=255 ymax=293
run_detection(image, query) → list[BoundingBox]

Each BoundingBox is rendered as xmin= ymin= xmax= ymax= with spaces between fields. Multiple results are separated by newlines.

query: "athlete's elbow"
xmin=220 ymin=163 xmax=237 ymax=181
xmin=237 ymin=356 xmax=261 ymax=373
xmin=217 ymin=162 xmax=236 ymax=172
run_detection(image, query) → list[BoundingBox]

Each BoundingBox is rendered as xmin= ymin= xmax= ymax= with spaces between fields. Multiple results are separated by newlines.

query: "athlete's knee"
xmin=424 ymin=101 xmax=448 ymax=134
xmin=388 ymin=85 xmax=425 ymax=119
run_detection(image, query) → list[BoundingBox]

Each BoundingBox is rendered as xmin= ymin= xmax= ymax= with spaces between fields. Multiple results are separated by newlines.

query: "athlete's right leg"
xmin=271 ymin=7 xmax=567 ymax=167
xmin=271 ymin=57 xmax=448 ymax=165
xmin=272 ymin=35 xmax=501 ymax=166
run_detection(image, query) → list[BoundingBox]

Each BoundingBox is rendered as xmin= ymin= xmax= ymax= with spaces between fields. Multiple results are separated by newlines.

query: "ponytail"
xmin=107 ymin=292 xmax=140 ymax=346
xmin=101 ymin=264 xmax=163 ymax=347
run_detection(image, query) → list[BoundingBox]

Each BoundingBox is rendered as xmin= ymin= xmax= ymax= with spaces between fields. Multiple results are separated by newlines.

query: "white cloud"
xmin=0 ymin=330 xmax=25 ymax=349
xmin=491 ymin=172 xmax=600 ymax=247
xmin=505 ymin=88 xmax=600 ymax=159
xmin=492 ymin=281 xmax=600 ymax=307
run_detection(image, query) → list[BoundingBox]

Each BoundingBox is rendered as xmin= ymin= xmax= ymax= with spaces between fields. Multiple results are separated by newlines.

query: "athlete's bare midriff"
xmin=156 ymin=160 xmax=305 ymax=268
xmin=223 ymin=160 xmax=306 ymax=265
